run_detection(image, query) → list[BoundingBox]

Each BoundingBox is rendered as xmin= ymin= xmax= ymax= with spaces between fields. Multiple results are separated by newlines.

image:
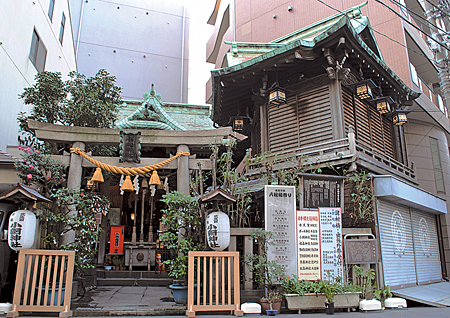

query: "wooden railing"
xmin=186 ymin=251 xmax=243 ymax=317
xmin=246 ymin=137 xmax=352 ymax=175
xmin=354 ymin=139 xmax=416 ymax=179
xmin=245 ymin=129 xmax=416 ymax=182
xmin=7 ymin=249 xmax=75 ymax=318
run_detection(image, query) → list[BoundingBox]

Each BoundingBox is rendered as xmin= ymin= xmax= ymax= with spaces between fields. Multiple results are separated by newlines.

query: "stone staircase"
xmin=96 ymin=270 xmax=172 ymax=287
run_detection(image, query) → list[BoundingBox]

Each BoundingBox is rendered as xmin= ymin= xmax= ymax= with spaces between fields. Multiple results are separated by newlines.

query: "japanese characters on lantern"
xmin=206 ymin=211 xmax=230 ymax=251
xmin=8 ymin=210 xmax=36 ymax=251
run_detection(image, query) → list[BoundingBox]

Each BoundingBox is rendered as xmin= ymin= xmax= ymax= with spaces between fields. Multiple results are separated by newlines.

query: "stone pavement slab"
xmin=68 ymin=286 xmax=450 ymax=317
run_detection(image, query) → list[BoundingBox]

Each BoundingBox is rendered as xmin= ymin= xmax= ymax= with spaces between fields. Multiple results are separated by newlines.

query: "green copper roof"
xmin=212 ymin=1 xmax=419 ymax=101
xmin=116 ymin=85 xmax=214 ymax=130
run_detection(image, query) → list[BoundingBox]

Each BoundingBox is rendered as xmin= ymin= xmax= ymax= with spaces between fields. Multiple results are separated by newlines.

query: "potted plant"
xmin=245 ymin=229 xmax=286 ymax=315
xmin=319 ymin=275 xmax=344 ymax=315
xmin=158 ymin=191 xmax=206 ymax=304
xmin=374 ymin=284 xmax=392 ymax=307
xmin=282 ymin=275 xmax=361 ymax=314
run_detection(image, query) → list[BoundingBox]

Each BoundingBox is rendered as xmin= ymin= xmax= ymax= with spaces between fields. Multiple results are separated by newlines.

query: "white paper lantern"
xmin=206 ymin=211 xmax=230 ymax=251
xmin=8 ymin=210 xmax=36 ymax=251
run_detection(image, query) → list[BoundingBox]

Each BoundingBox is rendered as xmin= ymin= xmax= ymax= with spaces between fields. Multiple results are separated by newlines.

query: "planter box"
xmin=284 ymin=293 xmax=361 ymax=314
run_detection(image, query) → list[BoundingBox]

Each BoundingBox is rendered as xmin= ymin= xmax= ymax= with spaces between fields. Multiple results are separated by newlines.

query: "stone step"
xmin=97 ymin=277 xmax=172 ymax=287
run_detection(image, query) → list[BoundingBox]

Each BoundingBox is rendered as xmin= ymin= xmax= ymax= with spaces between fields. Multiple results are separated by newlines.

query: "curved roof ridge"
xmin=116 ymin=84 xmax=187 ymax=131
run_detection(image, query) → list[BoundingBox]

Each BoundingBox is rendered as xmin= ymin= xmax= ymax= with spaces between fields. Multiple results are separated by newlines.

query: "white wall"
xmin=0 ymin=0 xmax=77 ymax=151
xmin=70 ymin=0 xmax=190 ymax=103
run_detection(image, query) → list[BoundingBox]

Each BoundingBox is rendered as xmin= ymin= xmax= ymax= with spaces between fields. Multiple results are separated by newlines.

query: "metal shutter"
xmin=377 ymin=200 xmax=417 ymax=287
xmin=410 ymin=209 xmax=442 ymax=284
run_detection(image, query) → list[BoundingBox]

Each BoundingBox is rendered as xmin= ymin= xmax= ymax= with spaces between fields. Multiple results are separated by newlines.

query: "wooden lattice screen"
xmin=186 ymin=251 xmax=243 ymax=317
xmin=7 ymin=249 xmax=75 ymax=318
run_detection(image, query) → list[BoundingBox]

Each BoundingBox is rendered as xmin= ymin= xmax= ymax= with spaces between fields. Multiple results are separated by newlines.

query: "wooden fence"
xmin=186 ymin=251 xmax=243 ymax=317
xmin=7 ymin=249 xmax=75 ymax=318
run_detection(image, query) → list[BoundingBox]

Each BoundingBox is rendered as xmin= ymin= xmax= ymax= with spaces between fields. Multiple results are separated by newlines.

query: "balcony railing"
xmin=245 ymin=129 xmax=416 ymax=182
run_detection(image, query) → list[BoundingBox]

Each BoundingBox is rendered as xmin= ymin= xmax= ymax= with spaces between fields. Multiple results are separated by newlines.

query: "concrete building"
xmin=0 ymin=0 xmax=77 ymax=152
xmin=69 ymin=0 xmax=190 ymax=102
xmin=207 ymin=0 xmax=450 ymax=302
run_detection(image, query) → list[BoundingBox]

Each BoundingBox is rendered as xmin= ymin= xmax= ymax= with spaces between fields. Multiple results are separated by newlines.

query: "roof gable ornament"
xmin=116 ymin=84 xmax=186 ymax=131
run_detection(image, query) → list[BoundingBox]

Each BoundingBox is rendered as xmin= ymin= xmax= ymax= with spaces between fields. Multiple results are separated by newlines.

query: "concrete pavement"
xmin=9 ymin=285 xmax=450 ymax=317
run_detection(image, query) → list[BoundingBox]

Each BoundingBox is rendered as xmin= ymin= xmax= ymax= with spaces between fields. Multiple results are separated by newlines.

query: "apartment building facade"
xmin=0 ymin=0 xmax=77 ymax=152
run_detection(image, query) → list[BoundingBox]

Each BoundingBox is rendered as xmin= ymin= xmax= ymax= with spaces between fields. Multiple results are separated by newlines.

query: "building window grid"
xmin=430 ymin=137 xmax=445 ymax=194
xmin=59 ymin=13 xmax=66 ymax=44
xmin=48 ymin=0 xmax=55 ymax=21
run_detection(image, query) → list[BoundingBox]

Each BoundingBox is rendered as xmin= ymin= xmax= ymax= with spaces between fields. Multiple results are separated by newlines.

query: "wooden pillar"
xmin=244 ymin=235 xmax=253 ymax=290
xmin=177 ymin=145 xmax=190 ymax=195
xmin=64 ymin=141 xmax=85 ymax=245
xmin=329 ymin=78 xmax=345 ymax=139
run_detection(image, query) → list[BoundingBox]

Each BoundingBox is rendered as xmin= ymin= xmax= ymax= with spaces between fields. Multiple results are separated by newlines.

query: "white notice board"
xmin=296 ymin=210 xmax=321 ymax=280
xmin=264 ymin=185 xmax=297 ymax=276
xmin=319 ymin=207 xmax=343 ymax=280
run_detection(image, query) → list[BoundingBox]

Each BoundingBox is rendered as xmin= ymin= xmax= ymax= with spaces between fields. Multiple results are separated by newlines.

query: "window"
xmin=410 ymin=62 xmax=419 ymax=87
xmin=48 ymin=0 xmax=55 ymax=21
xmin=29 ymin=28 xmax=47 ymax=72
xmin=59 ymin=13 xmax=66 ymax=44
xmin=430 ymin=137 xmax=445 ymax=193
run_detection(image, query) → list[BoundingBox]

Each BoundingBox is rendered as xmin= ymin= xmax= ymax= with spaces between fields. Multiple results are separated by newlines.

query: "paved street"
xmin=3 ymin=286 xmax=449 ymax=318
xmin=14 ymin=306 xmax=450 ymax=318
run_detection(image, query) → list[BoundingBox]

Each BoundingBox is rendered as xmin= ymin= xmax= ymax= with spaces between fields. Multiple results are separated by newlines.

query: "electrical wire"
xmin=389 ymin=0 xmax=450 ymax=36
xmin=316 ymin=0 xmax=449 ymax=157
xmin=374 ymin=0 xmax=450 ymax=52
xmin=424 ymin=0 xmax=450 ymax=17
xmin=316 ymin=0 xmax=432 ymax=60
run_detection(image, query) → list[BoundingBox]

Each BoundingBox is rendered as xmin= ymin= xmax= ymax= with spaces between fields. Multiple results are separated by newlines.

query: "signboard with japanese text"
xmin=264 ymin=185 xmax=297 ymax=276
xmin=304 ymin=179 xmax=340 ymax=208
xmin=319 ymin=207 xmax=343 ymax=280
xmin=296 ymin=211 xmax=321 ymax=280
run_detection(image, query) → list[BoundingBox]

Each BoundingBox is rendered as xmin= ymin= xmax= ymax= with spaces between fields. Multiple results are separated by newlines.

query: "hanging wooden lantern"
xmin=121 ymin=175 xmax=134 ymax=191
xmin=353 ymin=79 xmax=378 ymax=100
xmin=206 ymin=211 xmax=230 ymax=251
xmin=373 ymin=96 xmax=394 ymax=114
xmin=8 ymin=210 xmax=36 ymax=251
xmin=268 ymin=86 xmax=286 ymax=106
xmin=91 ymin=167 xmax=104 ymax=183
xmin=232 ymin=117 xmax=244 ymax=132
xmin=393 ymin=110 xmax=410 ymax=125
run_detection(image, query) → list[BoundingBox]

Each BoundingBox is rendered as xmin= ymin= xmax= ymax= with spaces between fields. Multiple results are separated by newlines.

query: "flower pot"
xmin=169 ymin=284 xmax=197 ymax=305
xmin=284 ymin=293 xmax=361 ymax=314
xmin=325 ymin=301 xmax=334 ymax=315
xmin=35 ymin=286 xmax=65 ymax=306
xmin=266 ymin=309 xmax=278 ymax=316
xmin=259 ymin=298 xmax=282 ymax=315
